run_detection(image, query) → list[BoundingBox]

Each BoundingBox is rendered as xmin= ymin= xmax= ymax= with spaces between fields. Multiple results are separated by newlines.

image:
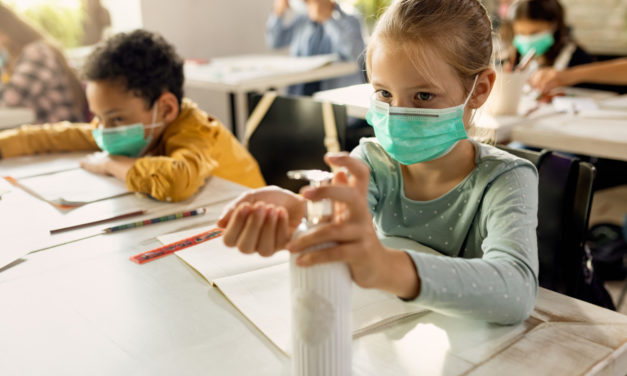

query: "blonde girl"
xmin=218 ymin=0 xmax=539 ymax=324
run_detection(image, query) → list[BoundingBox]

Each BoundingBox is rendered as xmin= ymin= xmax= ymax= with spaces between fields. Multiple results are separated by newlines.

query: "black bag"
xmin=587 ymin=223 xmax=627 ymax=282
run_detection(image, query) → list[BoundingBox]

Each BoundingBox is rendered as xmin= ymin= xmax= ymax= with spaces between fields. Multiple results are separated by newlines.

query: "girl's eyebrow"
xmin=371 ymin=80 xmax=442 ymax=92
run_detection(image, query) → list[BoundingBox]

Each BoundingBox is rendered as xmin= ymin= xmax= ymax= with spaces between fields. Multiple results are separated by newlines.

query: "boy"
xmin=0 ymin=30 xmax=265 ymax=202
xmin=267 ymin=0 xmax=366 ymax=95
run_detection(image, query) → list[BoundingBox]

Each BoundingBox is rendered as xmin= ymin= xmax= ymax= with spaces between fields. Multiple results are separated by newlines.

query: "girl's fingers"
xmin=287 ymin=222 xmax=361 ymax=254
xmin=295 ymin=243 xmax=351 ymax=267
xmin=222 ymin=202 xmax=252 ymax=247
xmin=256 ymin=206 xmax=279 ymax=257
xmin=275 ymin=208 xmax=291 ymax=250
xmin=324 ymin=152 xmax=371 ymax=193
xmin=301 ymin=185 xmax=368 ymax=219
xmin=236 ymin=202 xmax=269 ymax=253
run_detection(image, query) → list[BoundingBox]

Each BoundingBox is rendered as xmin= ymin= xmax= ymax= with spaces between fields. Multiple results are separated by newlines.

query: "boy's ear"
xmin=156 ymin=92 xmax=180 ymax=124
xmin=468 ymin=68 xmax=496 ymax=109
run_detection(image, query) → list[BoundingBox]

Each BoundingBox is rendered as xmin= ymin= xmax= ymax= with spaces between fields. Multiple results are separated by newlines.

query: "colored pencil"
xmin=103 ymin=208 xmax=207 ymax=233
xmin=50 ymin=209 xmax=147 ymax=234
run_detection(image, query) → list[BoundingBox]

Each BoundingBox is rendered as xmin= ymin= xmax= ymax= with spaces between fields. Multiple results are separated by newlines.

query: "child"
xmin=0 ymin=30 xmax=265 ymax=202
xmin=267 ymin=0 xmax=366 ymax=95
xmin=0 ymin=4 xmax=86 ymax=123
xmin=507 ymin=0 xmax=592 ymax=70
xmin=218 ymin=0 xmax=539 ymax=324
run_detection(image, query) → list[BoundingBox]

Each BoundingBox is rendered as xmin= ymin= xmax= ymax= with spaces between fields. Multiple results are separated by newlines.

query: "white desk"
xmin=314 ymin=84 xmax=627 ymax=160
xmin=1 ymin=155 xmax=627 ymax=375
xmin=184 ymin=54 xmax=359 ymax=141
xmin=0 ymin=106 xmax=36 ymax=129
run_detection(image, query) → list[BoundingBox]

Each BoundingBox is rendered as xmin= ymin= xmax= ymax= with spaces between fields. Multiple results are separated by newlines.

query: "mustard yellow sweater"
xmin=0 ymin=99 xmax=265 ymax=201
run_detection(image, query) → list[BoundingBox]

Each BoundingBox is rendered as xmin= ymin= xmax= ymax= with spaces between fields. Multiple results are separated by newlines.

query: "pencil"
xmin=103 ymin=208 xmax=207 ymax=233
xmin=50 ymin=209 xmax=147 ymax=234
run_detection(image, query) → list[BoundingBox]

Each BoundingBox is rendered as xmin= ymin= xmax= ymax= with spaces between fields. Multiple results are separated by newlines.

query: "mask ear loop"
xmin=465 ymin=75 xmax=479 ymax=126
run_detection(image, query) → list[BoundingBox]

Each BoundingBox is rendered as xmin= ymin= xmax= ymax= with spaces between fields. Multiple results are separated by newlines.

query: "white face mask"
xmin=289 ymin=0 xmax=308 ymax=14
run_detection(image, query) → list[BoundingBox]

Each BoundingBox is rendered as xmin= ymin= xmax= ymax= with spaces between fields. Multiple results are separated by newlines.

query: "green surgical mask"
xmin=513 ymin=32 xmax=555 ymax=57
xmin=91 ymin=104 xmax=162 ymax=157
xmin=366 ymin=76 xmax=477 ymax=165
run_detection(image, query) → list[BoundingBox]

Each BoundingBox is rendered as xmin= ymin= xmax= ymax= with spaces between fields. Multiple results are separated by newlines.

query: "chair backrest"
xmin=499 ymin=146 xmax=596 ymax=297
xmin=246 ymin=94 xmax=347 ymax=192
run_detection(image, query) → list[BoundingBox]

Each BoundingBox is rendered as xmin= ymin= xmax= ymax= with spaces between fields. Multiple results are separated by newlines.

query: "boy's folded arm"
xmin=125 ymin=143 xmax=217 ymax=202
xmin=0 ymin=122 xmax=99 ymax=158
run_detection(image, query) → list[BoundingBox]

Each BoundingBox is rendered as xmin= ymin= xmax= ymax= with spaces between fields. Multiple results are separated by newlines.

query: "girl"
xmin=0 ymin=4 xmax=87 ymax=123
xmin=218 ymin=0 xmax=539 ymax=324
xmin=507 ymin=0 xmax=592 ymax=71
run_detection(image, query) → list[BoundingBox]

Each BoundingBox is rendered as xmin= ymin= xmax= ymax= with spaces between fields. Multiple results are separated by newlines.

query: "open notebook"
xmin=5 ymin=167 xmax=129 ymax=209
xmin=158 ymin=229 xmax=433 ymax=355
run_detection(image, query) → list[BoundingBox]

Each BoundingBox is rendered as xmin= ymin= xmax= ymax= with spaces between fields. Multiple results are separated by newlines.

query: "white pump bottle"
xmin=287 ymin=169 xmax=352 ymax=376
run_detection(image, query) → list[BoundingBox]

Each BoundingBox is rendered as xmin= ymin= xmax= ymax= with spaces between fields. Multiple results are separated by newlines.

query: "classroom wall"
xmin=140 ymin=0 xmax=281 ymax=130
xmin=560 ymin=0 xmax=627 ymax=56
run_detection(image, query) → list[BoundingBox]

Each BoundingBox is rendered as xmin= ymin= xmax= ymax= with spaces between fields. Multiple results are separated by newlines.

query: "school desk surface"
xmin=0 ymin=154 xmax=626 ymax=376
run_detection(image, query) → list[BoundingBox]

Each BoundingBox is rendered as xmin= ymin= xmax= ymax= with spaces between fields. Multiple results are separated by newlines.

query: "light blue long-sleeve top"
xmin=351 ymin=138 xmax=539 ymax=325
xmin=265 ymin=4 xmax=366 ymax=95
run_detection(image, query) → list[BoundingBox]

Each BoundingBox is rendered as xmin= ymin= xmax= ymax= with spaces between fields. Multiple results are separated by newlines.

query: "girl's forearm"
xmin=562 ymin=58 xmax=627 ymax=86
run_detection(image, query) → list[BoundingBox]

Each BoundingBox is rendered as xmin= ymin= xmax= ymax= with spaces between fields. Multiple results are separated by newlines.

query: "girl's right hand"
xmin=217 ymin=186 xmax=306 ymax=256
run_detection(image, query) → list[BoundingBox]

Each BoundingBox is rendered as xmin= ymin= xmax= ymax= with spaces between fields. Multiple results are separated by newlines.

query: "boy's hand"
xmin=307 ymin=0 xmax=334 ymax=22
xmin=217 ymin=186 xmax=306 ymax=256
xmin=274 ymin=0 xmax=289 ymax=16
xmin=80 ymin=152 xmax=135 ymax=181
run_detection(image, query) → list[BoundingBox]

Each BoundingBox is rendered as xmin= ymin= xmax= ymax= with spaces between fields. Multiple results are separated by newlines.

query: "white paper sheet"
xmin=213 ymin=263 xmax=428 ymax=355
xmin=157 ymin=228 xmax=289 ymax=283
xmin=17 ymin=168 xmax=129 ymax=206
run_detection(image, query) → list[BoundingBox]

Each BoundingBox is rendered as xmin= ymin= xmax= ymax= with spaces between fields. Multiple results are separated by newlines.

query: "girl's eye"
xmin=375 ymin=90 xmax=392 ymax=101
xmin=112 ymin=117 xmax=125 ymax=125
xmin=415 ymin=92 xmax=434 ymax=102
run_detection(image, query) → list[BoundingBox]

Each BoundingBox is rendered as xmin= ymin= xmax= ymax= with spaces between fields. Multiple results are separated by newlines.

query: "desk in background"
xmin=1 ymin=155 xmax=626 ymax=375
xmin=0 ymin=107 xmax=35 ymax=129
xmin=184 ymin=54 xmax=358 ymax=141
xmin=314 ymin=84 xmax=627 ymax=161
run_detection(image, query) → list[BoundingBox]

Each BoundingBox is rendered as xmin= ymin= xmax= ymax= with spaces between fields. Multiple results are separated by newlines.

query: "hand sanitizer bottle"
xmin=287 ymin=170 xmax=352 ymax=376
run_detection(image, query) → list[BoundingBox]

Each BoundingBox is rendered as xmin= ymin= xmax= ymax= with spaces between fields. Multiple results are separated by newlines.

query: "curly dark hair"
xmin=82 ymin=29 xmax=184 ymax=108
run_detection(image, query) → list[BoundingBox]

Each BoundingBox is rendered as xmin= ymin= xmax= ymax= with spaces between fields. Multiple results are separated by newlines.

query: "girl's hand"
xmin=217 ymin=186 xmax=306 ymax=256
xmin=287 ymin=153 xmax=420 ymax=298
xmin=529 ymin=67 xmax=565 ymax=94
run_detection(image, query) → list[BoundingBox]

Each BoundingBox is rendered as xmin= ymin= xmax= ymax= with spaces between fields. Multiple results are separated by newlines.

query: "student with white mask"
xmin=266 ymin=0 xmax=366 ymax=95
xmin=220 ymin=0 xmax=540 ymax=325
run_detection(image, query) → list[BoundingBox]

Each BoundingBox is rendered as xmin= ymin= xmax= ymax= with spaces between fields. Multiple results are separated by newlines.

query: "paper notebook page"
xmin=17 ymin=168 xmax=128 ymax=205
xmin=0 ymin=152 xmax=87 ymax=179
xmin=213 ymin=262 xmax=429 ymax=355
xmin=157 ymin=228 xmax=289 ymax=283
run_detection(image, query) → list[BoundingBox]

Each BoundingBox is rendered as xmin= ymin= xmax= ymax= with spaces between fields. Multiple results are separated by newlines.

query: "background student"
xmin=266 ymin=0 xmax=366 ymax=95
xmin=506 ymin=0 xmax=592 ymax=71
xmin=0 ymin=4 xmax=87 ymax=123
xmin=0 ymin=30 xmax=265 ymax=202
xmin=219 ymin=0 xmax=539 ymax=325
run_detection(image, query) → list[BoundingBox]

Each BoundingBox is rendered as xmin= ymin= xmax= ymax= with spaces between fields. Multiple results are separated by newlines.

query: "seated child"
xmin=219 ymin=0 xmax=539 ymax=325
xmin=0 ymin=29 xmax=265 ymax=202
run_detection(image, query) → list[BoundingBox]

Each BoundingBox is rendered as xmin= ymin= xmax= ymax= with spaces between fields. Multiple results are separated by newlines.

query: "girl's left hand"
xmin=287 ymin=152 xmax=420 ymax=298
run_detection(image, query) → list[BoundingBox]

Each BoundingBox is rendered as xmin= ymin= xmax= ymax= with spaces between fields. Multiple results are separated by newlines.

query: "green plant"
xmin=2 ymin=0 xmax=85 ymax=48
xmin=342 ymin=0 xmax=392 ymax=30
